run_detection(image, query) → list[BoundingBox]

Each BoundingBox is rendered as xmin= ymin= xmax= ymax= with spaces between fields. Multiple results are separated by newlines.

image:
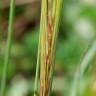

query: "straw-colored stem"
xmin=34 ymin=0 xmax=47 ymax=95
xmin=39 ymin=0 xmax=63 ymax=96
xmin=0 ymin=0 xmax=15 ymax=96
xmin=48 ymin=1 xmax=63 ymax=95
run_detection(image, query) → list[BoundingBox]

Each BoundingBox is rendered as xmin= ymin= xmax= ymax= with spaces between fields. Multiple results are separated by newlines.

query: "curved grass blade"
xmin=70 ymin=40 xmax=96 ymax=96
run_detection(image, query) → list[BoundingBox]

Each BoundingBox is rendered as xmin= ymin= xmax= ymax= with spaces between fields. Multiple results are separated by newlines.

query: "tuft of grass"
xmin=0 ymin=0 xmax=15 ymax=96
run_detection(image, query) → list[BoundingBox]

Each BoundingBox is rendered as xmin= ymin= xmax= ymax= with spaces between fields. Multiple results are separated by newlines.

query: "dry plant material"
xmin=35 ymin=0 xmax=63 ymax=96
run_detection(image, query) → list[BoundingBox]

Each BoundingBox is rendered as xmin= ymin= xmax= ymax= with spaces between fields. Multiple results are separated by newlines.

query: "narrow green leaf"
xmin=70 ymin=40 xmax=96 ymax=96
xmin=0 ymin=0 xmax=15 ymax=96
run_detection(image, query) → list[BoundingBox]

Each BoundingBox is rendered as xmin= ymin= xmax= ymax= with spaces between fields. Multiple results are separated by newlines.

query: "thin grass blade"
xmin=0 ymin=0 xmax=15 ymax=96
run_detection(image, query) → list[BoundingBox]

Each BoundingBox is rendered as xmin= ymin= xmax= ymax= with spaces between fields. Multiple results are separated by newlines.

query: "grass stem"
xmin=0 ymin=0 xmax=15 ymax=96
xmin=39 ymin=0 xmax=63 ymax=96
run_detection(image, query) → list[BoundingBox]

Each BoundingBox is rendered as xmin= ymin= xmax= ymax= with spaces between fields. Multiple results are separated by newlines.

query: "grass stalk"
xmin=0 ymin=0 xmax=15 ymax=96
xmin=34 ymin=42 xmax=40 ymax=96
xmin=34 ymin=29 xmax=41 ymax=96
xmin=39 ymin=0 xmax=63 ymax=96
xmin=48 ymin=0 xmax=63 ymax=95
xmin=34 ymin=0 xmax=46 ymax=95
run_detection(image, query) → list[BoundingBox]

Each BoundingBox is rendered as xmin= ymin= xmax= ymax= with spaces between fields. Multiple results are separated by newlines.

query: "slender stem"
xmin=48 ymin=0 xmax=63 ymax=95
xmin=34 ymin=48 xmax=40 ymax=96
xmin=34 ymin=33 xmax=41 ymax=96
xmin=34 ymin=0 xmax=44 ymax=95
xmin=40 ymin=0 xmax=48 ymax=96
xmin=0 ymin=0 xmax=15 ymax=96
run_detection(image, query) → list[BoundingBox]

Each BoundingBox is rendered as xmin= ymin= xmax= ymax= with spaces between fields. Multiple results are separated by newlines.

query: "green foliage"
xmin=23 ymin=29 xmax=39 ymax=56
xmin=56 ymin=34 xmax=86 ymax=70
xmin=80 ymin=6 xmax=96 ymax=21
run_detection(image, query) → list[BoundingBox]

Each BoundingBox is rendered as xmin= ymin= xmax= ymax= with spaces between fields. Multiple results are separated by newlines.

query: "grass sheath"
xmin=0 ymin=0 xmax=15 ymax=96
xmin=33 ymin=0 xmax=63 ymax=96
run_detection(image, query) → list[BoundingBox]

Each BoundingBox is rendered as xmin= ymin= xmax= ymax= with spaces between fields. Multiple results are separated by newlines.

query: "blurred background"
xmin=0 ymin=0 xmax=96 ymax=96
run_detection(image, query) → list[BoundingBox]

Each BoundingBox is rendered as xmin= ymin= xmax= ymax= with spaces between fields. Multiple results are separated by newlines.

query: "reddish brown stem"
xmin=40 ymin=0 xmax=54 ymax=96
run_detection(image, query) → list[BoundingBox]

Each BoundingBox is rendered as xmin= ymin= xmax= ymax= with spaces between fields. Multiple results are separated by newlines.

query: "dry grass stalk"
xmin=39 ymin=0 xmax=63 ymax=96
